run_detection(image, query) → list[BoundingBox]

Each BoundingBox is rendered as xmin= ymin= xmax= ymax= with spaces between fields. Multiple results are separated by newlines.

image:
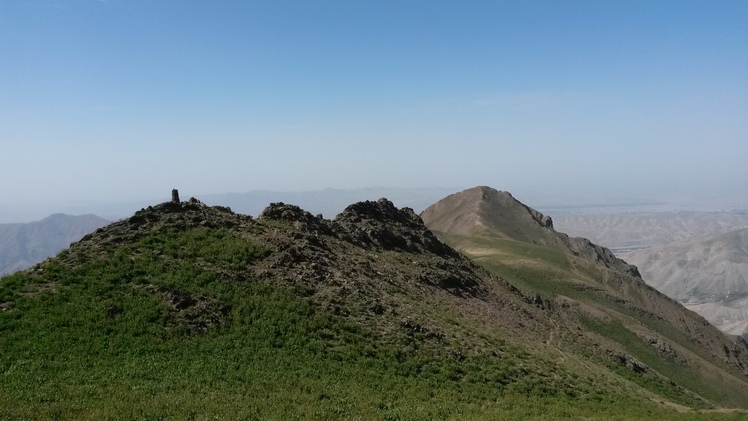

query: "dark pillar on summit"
xmin=172 ymin=189 xmax=180 ymax=203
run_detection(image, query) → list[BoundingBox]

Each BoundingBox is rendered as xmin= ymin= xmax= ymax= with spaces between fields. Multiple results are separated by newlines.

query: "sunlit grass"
xmin=1 ymin=226 xmax=746 ymax=418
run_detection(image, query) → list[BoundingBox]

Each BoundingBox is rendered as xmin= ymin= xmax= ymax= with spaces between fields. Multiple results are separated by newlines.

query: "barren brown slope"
xmin=421 ymin=186 xmax=640 ymax=277
xmin=420 ymin=185 xmax=552 ymax=241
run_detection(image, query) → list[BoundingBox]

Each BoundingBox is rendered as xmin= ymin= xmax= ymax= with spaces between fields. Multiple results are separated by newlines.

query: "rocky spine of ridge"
xmin=255 ymin=197 xmax=460 ymax=257
xmin=16 ymin=195 xmax=495 ymax=342
xmin=56 ymin=196 xmax=491 ymax=316
xmin=421 ymin=186 xmax=641 ymax=278
xmin=70 ymin=197 xmax=462 ymax=262
xmin=255 ymin=198 xmax=486 ymax=300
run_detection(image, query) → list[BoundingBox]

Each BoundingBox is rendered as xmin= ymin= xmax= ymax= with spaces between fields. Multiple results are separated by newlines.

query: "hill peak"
xmin=422 ymin=186 xmax=639 ymax=278
xmin=421 ymin=186 xmax=553 ymax=239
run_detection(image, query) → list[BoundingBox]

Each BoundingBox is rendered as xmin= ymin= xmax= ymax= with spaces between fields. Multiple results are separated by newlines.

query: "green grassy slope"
xmin=1 ymin=200 xmax=747 ymax=418
xmin=437 ymin=232 xmax=748 ymax=412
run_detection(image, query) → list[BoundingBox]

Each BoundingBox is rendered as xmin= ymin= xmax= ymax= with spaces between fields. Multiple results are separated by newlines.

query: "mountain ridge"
xmin=0 ymin=213 xmax=110 ymax=275
xmin=2 ymin=190 xmax=748 ymax=417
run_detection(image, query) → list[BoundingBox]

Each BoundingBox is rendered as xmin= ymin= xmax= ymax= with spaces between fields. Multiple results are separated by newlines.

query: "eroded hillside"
xmin=553 ymin=212 xmax=748 ymax=251
xmin=623 ymin=228 xmax=748 ymax=339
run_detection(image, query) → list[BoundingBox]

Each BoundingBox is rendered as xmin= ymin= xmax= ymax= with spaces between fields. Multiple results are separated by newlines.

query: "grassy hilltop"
xmin=2 ymin=192 xmax=748 ymax=419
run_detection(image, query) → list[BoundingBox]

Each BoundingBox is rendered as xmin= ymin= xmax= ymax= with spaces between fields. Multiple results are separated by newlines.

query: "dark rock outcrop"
xmin=333 ymin=198 xmax=459 ymax=256
xmin=252 ymin=198 xmax=482 ymax=299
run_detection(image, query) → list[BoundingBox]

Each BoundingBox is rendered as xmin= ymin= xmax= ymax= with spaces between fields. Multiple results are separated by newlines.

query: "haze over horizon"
xmin=2 ymin=1 xmax=747 ymax=222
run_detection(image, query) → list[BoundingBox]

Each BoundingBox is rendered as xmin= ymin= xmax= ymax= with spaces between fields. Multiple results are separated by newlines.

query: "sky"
xmin=1 ymin=1 xmax=747 ymax=222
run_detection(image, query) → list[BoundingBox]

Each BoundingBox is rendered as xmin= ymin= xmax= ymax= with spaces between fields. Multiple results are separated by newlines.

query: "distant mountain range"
xmin=553 ymin=212 xmax=748 ymax=252
xmin=552 ymin=210 xmax=748 ymax=340
xmin=623 ymin=228 xmax=748 ymax=338
xmin=0 ymin=214 xmax=110 ymax=275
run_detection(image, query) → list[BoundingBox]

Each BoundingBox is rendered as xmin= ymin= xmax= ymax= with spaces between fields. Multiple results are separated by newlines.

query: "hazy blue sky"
xmin=1 ymin=1 xmax=747 ymax=221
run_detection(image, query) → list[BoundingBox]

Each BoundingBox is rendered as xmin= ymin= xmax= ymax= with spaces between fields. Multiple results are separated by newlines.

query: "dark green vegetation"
xmin=2 ymin=195 xmax=748 ymax=418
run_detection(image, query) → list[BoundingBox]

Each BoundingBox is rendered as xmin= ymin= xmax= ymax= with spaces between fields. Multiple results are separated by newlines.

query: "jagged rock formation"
xmin=254 ymin=198 xmax=488 ymax=303
xmin=200 ymin=187 xmax=457 ymax=218
xmin=421 ymin=186 xmax=640 ymax=278
xmin=332 ymin=199 xmax=458 ymax=257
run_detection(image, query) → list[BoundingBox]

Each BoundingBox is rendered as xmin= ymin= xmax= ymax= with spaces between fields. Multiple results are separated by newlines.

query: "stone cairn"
xmin=172 ymin=189 xmax=180 ymax=203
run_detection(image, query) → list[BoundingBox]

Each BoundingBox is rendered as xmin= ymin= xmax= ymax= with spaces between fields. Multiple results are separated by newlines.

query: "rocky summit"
xmin=2 ymin=191 xmax=748 ymax=418
xmin=49 ymin=197 xmax=489 ymax=334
